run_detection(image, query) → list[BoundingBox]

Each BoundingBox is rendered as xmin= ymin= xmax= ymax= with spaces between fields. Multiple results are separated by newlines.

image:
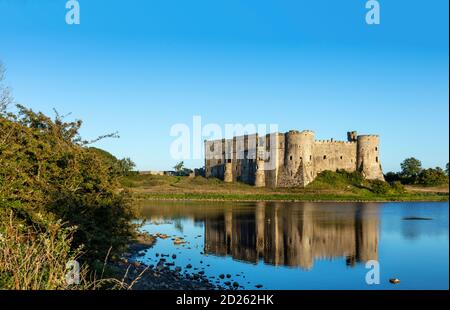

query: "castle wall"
xmin=313 ymin=141 xmax=357 ymax=175
xmin=205 ymin=130 xmax=384 ymax=187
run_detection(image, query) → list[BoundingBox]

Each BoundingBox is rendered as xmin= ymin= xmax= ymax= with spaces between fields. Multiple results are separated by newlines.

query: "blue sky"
xmin=0 ymin=0 xmax=448 ymax=171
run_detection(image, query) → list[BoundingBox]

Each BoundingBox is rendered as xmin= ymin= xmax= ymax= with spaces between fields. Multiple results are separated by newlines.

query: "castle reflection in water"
xmin=139 ymin=202 xmax=380 ymax=270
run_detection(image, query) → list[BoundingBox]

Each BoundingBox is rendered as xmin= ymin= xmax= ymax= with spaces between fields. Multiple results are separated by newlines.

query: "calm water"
xmin=133 ymin=201 xmax=449 ymax=290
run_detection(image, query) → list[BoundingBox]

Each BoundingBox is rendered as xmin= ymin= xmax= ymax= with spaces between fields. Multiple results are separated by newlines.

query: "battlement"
xmin=315 ymin=140 xmax=356 ymax=144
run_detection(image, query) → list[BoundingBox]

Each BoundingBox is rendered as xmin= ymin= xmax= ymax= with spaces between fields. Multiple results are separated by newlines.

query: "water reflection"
xmin=137 ymin=202 xmax=380 ymax=270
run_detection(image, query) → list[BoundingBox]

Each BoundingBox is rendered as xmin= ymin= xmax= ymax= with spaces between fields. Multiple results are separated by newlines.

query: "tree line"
xmin=385 ymin=158 xmax=449 ymax=187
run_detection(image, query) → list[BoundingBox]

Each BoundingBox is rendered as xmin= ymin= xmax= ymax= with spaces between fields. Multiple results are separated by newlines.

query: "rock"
xmin=172 ymin=254 xmax=177 ymax=259
xmin=255 ymin=284 xmax=263 ymax=289
xmin=156 ymin=233 xmax=170 ymax=239
xmin=174 ymin=239 xmax=187 ymax=245
xmin=186 ymin=264 xmax=193 ymax=269
xmin=224 ymin=282 xmax=231 ymax=286
xmin=198 ymin=271 xmax=205 ymax=275
xmin=226 ymin=274 xmax=232 ymax=279
xmin=233 ymin=282 xmax=239 ymax=288
xmin=390 ymin=278 xmax=401 ymax=285
xmin=219 ymin=274 xmax=225 ymax=279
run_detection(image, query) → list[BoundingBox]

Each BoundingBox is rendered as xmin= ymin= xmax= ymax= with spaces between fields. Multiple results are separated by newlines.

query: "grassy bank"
xmin=123 ymin=172 xmax=449 ymax=202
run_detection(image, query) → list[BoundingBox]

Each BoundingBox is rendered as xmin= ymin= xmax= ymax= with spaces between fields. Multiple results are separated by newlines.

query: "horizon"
xmin=0 ymin=0 xmax=448 ymax=172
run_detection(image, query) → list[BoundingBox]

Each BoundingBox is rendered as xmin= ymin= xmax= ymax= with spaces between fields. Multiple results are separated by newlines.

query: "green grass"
xmin=123 ymin=171 xmax=449 ymax=202
xmin=134 ymin=192 xmax=448 ymax=202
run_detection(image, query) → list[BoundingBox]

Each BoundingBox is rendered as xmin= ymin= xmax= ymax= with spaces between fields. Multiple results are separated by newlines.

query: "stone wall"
xmin=205 ymin=130 xmax=384 ymax=188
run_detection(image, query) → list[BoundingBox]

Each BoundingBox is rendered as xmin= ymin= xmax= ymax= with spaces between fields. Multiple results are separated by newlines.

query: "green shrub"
xmin=416 ymin=168 xmax=448 ymax=187
xmin=369 ymin=180 xmax=391 ymax=195
xmin=311 ymin=170 xmax=364 ymax=189
xmin=390 ymin=181 xmax=406 ymax=193
xmin=0 ymin=105 xmax=136 ymax=261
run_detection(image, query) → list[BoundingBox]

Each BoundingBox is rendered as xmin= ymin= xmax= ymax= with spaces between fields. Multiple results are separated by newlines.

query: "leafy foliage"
xmin=310 ymin=169 xmax=364 ymax=189
xmin=416 ymin=168 xmax=448 ymax=187
xmin=400 ymin=157 xmax=422 ymax=182
xmin=0 ymin=104 xmax=136 ymax=261
xmin=368 ymin=180 xmax=391 ymax=195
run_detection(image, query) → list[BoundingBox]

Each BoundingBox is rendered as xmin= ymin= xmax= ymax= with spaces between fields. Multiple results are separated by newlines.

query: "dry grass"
xmin=0 ymin=210 xmax=148 ymax=290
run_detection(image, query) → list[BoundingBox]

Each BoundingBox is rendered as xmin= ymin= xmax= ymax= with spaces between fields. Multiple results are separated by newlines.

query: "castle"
xmin=205 ymin=130 xmax=384 ymax=188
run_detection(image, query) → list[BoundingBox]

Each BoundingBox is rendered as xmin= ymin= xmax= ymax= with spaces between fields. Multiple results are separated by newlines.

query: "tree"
xmin=400 ymin=158 xmax=422 ymax=182
xmin=174 ymin=161 xmax=184 ymax=173
xmin=118 ymin=157 xmax=136 ymax=175
xmin=0 ymin=62 xmax=13 ymax=115
xmin=446 ymin=163 xmax=449 ymax=177
xmin=384 ymin=171 xmax=401 ymax=183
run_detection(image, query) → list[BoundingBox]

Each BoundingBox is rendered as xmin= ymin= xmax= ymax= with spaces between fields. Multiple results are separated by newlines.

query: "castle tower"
xmin=357 ymin=135 xmax=384 ymax=180
xmin=224 ymin=162 xmax=233 ymax=183
xmin=284 ymin=130 xmax=315 ymax=187
xmin=254 ymin=159 xmax=266 ymax=187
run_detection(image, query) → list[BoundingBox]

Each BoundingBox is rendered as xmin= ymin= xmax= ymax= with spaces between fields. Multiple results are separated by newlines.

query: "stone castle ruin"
xmin=205 ymin=130 xmax=384 ymax=188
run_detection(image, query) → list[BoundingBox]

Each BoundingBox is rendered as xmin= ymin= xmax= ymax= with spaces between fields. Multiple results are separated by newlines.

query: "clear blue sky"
xmin=0 ymin=0 xmax=448 ymax=172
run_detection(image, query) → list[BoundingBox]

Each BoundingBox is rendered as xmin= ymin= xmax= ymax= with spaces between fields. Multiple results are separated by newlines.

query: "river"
xmin=132 ymin=201 xmax=449 ymax=290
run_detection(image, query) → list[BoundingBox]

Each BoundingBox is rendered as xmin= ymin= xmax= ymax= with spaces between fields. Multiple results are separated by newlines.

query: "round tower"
xmin=254 ymin=159 xmax=266 ymax=187
xmin=224 ymin=162 xmax=233 ymax=183
xmin=285 ymin=130 xmax=315 ymax=186
xmin=357 ymin=135 xmax=384 ymax=180
xmin=285 ymin=130 xmax=302 ymax=179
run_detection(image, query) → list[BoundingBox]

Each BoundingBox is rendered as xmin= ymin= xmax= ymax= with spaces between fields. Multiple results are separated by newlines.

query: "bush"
xmin=0 ymin=105 xmax=136 ymax=261
xmin=416 ymin=168 xmax=449 ymax=187
xmin=309 ymin=170 xmax=364 ymax=189
xmin=390 ymin=181 xmax=406 ymax=193
xmin=385 ymin=172 xmax=401 ymax=183
xmin=369 ymin=180 xmax=391 ymax=195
